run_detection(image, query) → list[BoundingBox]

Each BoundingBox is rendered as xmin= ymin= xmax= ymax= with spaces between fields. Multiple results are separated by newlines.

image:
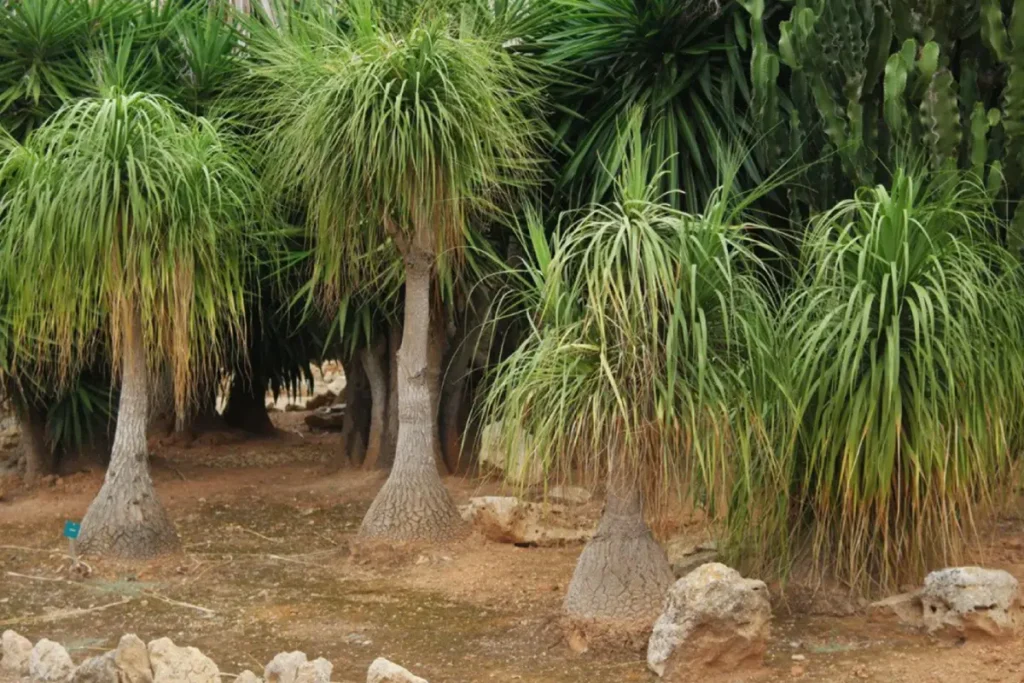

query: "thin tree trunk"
xmin=564 ymin=465 xmax=674 ymax=636
xmin=428 ymin=312 xmax=448 ymax=475
xmin=379 ymin=326 xmax=401 ymax=469
xmin=345 ymin=358 xmax=369 ymax=467
xmin=147 ymin=365 xmax=175 ymax=436
xmin=359 ymin=252 xmax=466 ymax=541
xmin=223 ymin=373 xmax=274 ymax=435
xmin=361 ymin=340 xmax=388 ymax=471
xmin=8 ymin=381 xmax=52 ymax=486
xmin=78 ymin=306 xmax=179 ymax=558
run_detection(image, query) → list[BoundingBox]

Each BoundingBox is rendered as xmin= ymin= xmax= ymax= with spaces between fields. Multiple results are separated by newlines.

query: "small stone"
xmin=1 ymin=630 xmax=33 ymax=676
xmin=115 ymin=635 xmax=153 ymax=683
xmin=29 ymin=639 xmax=75 ymax=683
xmin=235 ymin=672 xmax=261 ymax=683
xmin=789 ymin=665 xmax=805 ymax=678
xmin=647 ymin=563 xmax=771 ymax=680
xmin=294 ymin=659 xmax=331 ymax=683
xmin=547 ymin=485 xmax=591 ymax=505
xmin=791 ymin=654 xmax=806 ymax=661
xmin=366 ymin=658 xmax=427 ymax=683
xmin=71 ymin=653 xmax=118 ymax=683
xmin=147 ymin=638 xmax=219 ymax=683
xmin=264 ymin=652 xmax=308 ymax=683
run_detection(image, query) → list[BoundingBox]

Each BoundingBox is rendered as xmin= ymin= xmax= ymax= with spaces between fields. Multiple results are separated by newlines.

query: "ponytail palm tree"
xmin=240 ymin=2 xmax=543 ymax=541
xmin=482 ymin=146 xmax=779 ymax=642
xmin=0 ymin=91 xmax=259 ymax=558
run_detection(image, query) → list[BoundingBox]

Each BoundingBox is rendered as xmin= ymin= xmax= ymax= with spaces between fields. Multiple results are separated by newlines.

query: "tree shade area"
xmin=3 ymin=0 xmax=1024 ymax=677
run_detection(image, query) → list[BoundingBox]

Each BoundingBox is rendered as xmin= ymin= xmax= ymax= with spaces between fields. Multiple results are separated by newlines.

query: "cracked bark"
xmin=359 ymin=251 xmax=466 ymax=541
xmin=8 ymin=380 xmax=53 ymax=486
xmin=78 ymin=304 xmax=179 ymax=558
xmin=564 ymin=468 xmax=674 ymax=628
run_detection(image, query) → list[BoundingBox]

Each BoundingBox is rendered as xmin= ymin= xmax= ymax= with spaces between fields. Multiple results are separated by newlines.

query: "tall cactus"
xmin=744 ymin=0 xmax=1024 ymax=224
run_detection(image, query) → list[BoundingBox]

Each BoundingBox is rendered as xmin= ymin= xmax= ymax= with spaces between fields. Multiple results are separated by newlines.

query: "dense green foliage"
xmin=1 ymin=0 xmax=1024 ymax=589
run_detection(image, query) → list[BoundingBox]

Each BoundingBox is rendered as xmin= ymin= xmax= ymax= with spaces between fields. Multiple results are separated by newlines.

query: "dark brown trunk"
xmin=439 ymin=306 xmax=485 ymax=474
xmin=345 ymin=358 xmax=369 ymax=467
xmin=379 ymin=326 xmax=401 ymax=469
xmin=222 ymin=373 xmax=274 ymax=435
xmin=564 ymin=468 xmax=674 ymax=631
xmin=8 ymin=381 xmax=53 ymax=486
xmin=147 ymin=365 xmax=175 ymax=436
xmin=78 ymin=305 xmax=179 ymax=558
xmin=359 ymin=252 xmax=466 ymax=541
xmin=361 ymin=340 xmax=388 ymax=470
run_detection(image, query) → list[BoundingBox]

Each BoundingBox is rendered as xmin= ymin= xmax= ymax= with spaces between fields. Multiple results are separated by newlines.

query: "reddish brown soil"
xmin=1 ymin=412 xmax=1023 ymax=683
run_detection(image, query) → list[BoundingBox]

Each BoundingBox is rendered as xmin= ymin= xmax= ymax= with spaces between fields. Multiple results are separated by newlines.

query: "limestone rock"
xmin=868 ymin=591 xmax=924 ymax=628
xmin=460 ymin=496 xmax=592 ymax=546
xmin=234 ymin=671 xmax=261 ymax=683
xmin=115 ymin=635 xmax=153 ymax=683
xmin=264 ymin=652 xmax=308 ymax=683
xmin=647 ymin=563 xmax=771 ymax=680
xmin=664 ymin=538 xmax=719 ymax=579
xmin=71 ymin=653 xmax=118 ymax=683
xmin=920 ymin=567 xmax=1020 ymax=637
xmin=304 ymin=406 xmax=346 ymax=431
xmin=478 ymin=422 xmax=543 ymax=486
xmin=1 ymin=630 xmax=33 ymax=676
xmin=366 ymin=658 xmax=427 ymax=683
xmin=547 ymin=485 xmax=591 ymax=506
xmin=146 ymin=638 xmax=219 ymax=683
xmin=294 ymin=659 xmax=331 ymax=683
xmin=29 ymin=639 xmax=75 ymax=683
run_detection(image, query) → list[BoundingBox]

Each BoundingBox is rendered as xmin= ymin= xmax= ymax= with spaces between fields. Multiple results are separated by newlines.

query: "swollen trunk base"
xmin=563 ymin=487 xmax=674 ymax=649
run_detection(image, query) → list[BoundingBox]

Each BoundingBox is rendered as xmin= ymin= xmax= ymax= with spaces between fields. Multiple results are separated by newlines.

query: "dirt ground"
xmin=2 ymin=411 xmax=1024 ymax=683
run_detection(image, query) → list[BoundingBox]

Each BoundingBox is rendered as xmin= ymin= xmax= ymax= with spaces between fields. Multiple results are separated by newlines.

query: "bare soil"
xmin=1 ymin=411 xmax=1024 ymax=683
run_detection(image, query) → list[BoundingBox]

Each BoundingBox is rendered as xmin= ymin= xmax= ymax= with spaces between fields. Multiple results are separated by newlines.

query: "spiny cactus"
xmin=744 ymin=0 xmax=1024 ymax=224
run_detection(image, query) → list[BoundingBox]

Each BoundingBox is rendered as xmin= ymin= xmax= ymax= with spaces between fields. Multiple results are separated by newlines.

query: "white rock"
xmin=478 ymin=422 xmax=543 ymax=486
xmin=460 ymin=496 xmax=591 ymax=546
xmin=1 ymin=630 xmax=32 ymax=676
xmin=115 ymin=635 xmax=153 ymax=683
xmin=921 ymin=567 xmax=1020 ymax=637
xmin=547 ymin=485 xmax=591 ymax=505
xmin=71 ymin=653 xmax=118 ymax=683
xmin=235 ymin=672 xmax=261 ymax=683
xmin=366 ymin=658 xmax=427 ymax=683
xmin=146 ymin=638 xmax=219 ymax=683
xmin=294 ymin=658 xmax=331 ymax=683
xmin=264 ymin=652 xmax=307 ymax=683
xmin=29 ymin=639 xmax=75 ymax=683
xmin=647 ymin=563 xmax=771 ymax=680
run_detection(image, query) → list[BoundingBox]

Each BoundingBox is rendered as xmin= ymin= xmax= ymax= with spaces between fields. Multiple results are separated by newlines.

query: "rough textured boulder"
xmin=922 ymin=567 xmax=1019 ymax=637
xmin=647 ymin=563 xmax=771 ymax=679
xmin=366 ymin=658 xmax=427 ymax=683
xmin=235 ymin=671 xmax=261 ymax=683
xmin=294 ymin=659 xmax=331 ymax=683
xmin=460 ymin=496 xmax=592 ymax=546
xmin=71 ymin=654 xmax=118 ymax=683
xmin=870 ymin=567 xmax=1020 ymax=638
xmin=114 ymin=635 xmax=153 ymax=683
xmin=147 ymin=639 xmax=219 ymax=683
xmin=478 ymin=422 xmax=543 ymax=486
xmin=264 ymin=652 xmax=308 ymax=683
xmin=1 ymin=630 xmax=33 ymax=676
xmin=29 ymin=639 xmax=75 ymax=683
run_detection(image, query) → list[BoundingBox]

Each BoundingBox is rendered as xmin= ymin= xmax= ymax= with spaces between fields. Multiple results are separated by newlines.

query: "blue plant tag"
xmin=63 ymin=521 xmax=81 ymax=540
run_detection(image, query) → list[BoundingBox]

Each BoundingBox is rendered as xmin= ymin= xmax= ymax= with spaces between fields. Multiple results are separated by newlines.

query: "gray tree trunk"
xmin=361 ymin=340 xmax=388 ymax=471
xmin=564 ymin=469 xmax=674 ymax=631
xmin=78 ymin=306 xmax=179 ymax=558
xmin=359 ymin=252 xmax=466 ymax=541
